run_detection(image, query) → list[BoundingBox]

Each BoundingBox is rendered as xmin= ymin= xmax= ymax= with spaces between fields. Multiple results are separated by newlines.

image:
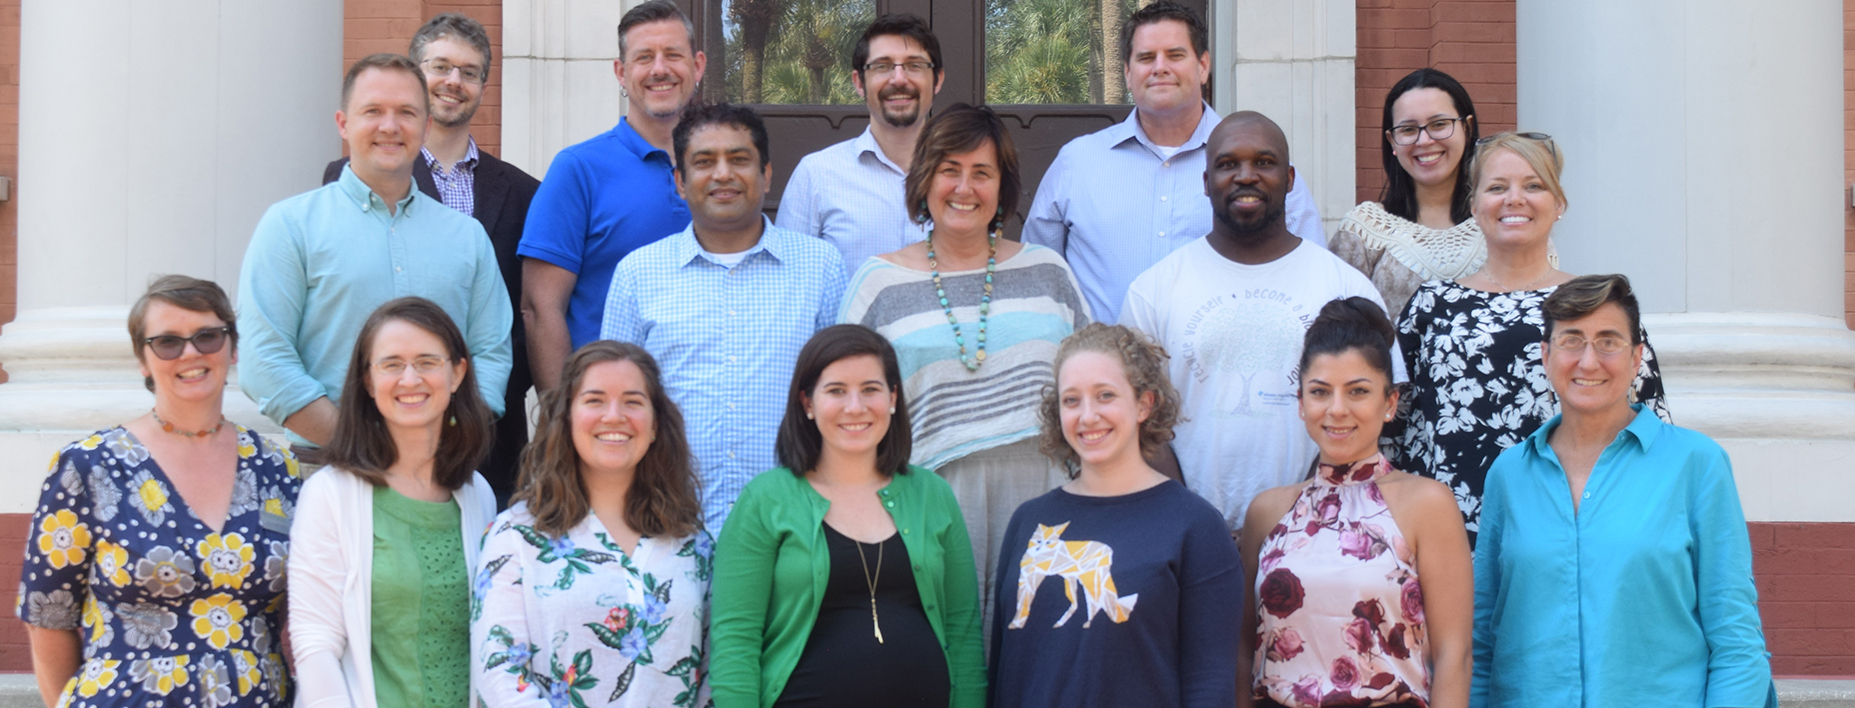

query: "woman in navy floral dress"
xmin=17 ymin=276 xmax=301 ymax=708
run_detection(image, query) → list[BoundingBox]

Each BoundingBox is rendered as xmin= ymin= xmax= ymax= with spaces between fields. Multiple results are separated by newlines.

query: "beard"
xmin=429 ymin=91 xmax=480 ymax=128
xmin=1214 ymin=194 xmax=1286 ymax=238
xmin=877 ymin=87 xmax=923 ymax=127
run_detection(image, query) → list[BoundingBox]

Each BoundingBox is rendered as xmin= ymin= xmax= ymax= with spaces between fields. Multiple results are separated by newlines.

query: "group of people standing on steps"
xmin=14 ymin=2 xmax=1776 ymax=708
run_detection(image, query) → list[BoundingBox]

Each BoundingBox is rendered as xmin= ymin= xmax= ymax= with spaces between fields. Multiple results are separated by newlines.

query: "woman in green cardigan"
xmin=711 ymin=324 xmax=987 ymax=708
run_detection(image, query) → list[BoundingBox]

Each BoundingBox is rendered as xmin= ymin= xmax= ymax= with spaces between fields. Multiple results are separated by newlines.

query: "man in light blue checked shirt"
xmin=601 ymin=104 xmax=846 ymax=530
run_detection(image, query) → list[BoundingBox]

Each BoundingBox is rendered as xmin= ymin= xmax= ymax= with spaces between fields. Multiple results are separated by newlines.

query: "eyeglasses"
xmin=863 ymin=61 xmax=936 ymax=77
xmin=373 ymin=356 xmax=452 ymax=377
xmin=1549 ymin=333 xmax=1633 ymax=355
xmin=421 ymin=58 xmax=485 ymax=84
xmin=144 ymin=327 xmax=232 ymax=361
xmin=1477 ymin=131 xmax=1559 ymax=159
xmin=1387 ymin=117 xmax=1467 ymax=146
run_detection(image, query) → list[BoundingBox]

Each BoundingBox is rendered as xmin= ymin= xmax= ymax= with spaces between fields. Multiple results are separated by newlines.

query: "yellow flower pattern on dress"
xmin=190 ymin=593 xmax=247 ymax=649
xmin=95 ymin=538 xmax=130 ymax=586
xmin=37 ymin=509 xmax=90 ymax=569
xmin=75 ymin=658 xmax=120 ymax=697
xmin=231 ymin=649 xmax=262 ymax=696
xmin=23 ymin=426 xmax=301 ymax=706
xmin=197 ymin=533 xmax=256 ymax=588
xmin=130 ymin=655 xmax=191 ymax=694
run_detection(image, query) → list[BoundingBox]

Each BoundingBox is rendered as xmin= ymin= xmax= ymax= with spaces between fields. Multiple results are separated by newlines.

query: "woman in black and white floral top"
xmin=1391 ymin=132 xmax=1669 ymax=545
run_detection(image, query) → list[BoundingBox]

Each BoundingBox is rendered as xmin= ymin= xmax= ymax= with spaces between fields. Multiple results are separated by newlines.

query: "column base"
xmin=1645 ymin=312 xmax=1855 ymax=522
xmin=0 ymin=307 xmax=279 ymax=513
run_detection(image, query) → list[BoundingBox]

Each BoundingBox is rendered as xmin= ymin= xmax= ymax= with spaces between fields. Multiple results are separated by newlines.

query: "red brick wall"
xmin=1754 ymin=522 xmax=1855 ymax=676
xmin=0 ymin=514 xmax=30 ymax=672
xmin=344 ymin=0 xmax=505 ymax=157
xmin=0 ymin=0 xmax=19 ymax=385
xmin=1355 ymin=0 xmax=1515 ymax=204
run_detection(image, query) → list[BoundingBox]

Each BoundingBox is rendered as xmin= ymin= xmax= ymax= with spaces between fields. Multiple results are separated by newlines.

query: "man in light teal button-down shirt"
xmin=238 ymin=55 xmax=513 ymax=451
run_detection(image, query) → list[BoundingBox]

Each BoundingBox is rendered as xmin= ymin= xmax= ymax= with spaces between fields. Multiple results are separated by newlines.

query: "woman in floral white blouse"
xmin=472 ymin=341 xmax=713 ymax=708
xmin=18 ymin=275 xmax=301 ymax=708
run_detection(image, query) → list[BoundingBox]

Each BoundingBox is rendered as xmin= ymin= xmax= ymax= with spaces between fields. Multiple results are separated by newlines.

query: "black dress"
xmin=774 ymin=523 xmax=951 ymax=707
xmin=1390 ymin=281 xmax=1670 ymax=543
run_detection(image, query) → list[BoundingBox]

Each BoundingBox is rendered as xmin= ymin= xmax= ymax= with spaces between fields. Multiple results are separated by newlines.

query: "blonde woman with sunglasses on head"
xmin=1390 ymin=132 xmax=1669 ymax=547
xmin=19 ymin=275 xmax=303 ymax=708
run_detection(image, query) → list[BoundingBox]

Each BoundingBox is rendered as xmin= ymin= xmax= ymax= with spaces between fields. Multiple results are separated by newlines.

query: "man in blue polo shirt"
xmin=518 ymin=0 xmax=704 ymax=391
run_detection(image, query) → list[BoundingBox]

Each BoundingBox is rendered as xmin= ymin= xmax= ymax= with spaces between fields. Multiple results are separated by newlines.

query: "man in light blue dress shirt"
xmin=776 ymin=14 xmax=941 ymax=274
xmin=238 ymin=54 xmax=513 ymax=455
xmin=1021 ymin=2 xmax=1324 ymax=323
xmin=601 ymin=104 xmax=846 ymax=530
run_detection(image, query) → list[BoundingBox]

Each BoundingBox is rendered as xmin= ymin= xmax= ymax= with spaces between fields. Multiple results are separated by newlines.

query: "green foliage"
xmin=725 ymin=0 xmax=873 ymax=104
xmin=986 ymin=0 xmax=1138 ymax=104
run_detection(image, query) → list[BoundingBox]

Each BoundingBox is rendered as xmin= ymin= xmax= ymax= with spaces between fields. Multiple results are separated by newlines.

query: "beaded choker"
xmin=926 ymin=230 xmax=996 ymax=371
xmin=151 ymin=409 xmax=225 ymax=438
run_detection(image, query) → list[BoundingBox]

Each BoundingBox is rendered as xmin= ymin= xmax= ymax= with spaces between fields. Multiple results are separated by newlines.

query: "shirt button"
xmin=1159 ymin=196 xmax=1168 ymax=201
xmin=727 ymin=451 xmax=735 ymax=459
xmin=1158 ymin=231 xmax=1166 ymax=237
xmin=1163 ymin=161 xmax=1171 ymax=168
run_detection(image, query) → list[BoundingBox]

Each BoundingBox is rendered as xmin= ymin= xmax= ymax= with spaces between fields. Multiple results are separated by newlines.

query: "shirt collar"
xmin=673 ymin=216 xmax=785 ymax=267
xmin=615 ymin=117 xmax=671 ymax=162
xmin=1109 ymin=101 xmax=1219 ymax=156
xmin=1526 ymin=403 xmax=1660 ymax=458
xmin=337 ymin=163 xmax=419 ymax=215
xmin=420 ymin=135 xmax=481 ymax=172
xmin=853 ymin=127 xmax=906 ymax=175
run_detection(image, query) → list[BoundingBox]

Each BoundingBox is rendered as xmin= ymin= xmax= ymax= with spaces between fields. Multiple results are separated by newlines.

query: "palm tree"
xmin=729 ymin=0 xmax=784 ymax=102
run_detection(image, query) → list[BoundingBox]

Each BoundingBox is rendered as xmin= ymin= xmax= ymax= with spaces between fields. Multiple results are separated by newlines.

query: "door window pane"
xmin=721 ymin=0 xmax=875 ymax=104
xmin=985 ymin=0 xmax=1138 ymax=104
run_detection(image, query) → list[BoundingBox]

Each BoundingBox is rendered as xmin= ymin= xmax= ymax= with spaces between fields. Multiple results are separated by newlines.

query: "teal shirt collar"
xmin=1525 ymin=403 xmax=1663 ymax=457
xmin=337 ymin=163 xmax=420 ymax=215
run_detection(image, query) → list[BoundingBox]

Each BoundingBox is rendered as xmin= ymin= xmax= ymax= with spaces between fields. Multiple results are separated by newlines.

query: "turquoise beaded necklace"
xmin=925 ymin=229 xmax=996 ymax=371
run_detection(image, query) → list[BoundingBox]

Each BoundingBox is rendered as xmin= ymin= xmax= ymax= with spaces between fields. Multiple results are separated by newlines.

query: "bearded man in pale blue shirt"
xmin=602 ymin=104 xmax=846 ymax=530
xmin=238 ymin=54 xmax=513 ymax=455
xmin=776 ymin=14 xmax=941 ymax=274
xmin=1021 ymin=1 xmax=1324 ymax=323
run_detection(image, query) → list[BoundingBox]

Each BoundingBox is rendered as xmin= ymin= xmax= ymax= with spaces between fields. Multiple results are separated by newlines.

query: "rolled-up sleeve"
xmin=237 ymin=205 xmax=327 ymax=426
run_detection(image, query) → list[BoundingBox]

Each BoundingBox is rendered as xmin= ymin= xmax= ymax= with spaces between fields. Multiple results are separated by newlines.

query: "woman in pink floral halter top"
xmin=1237 ymin=298 xmax=1474 ymax=708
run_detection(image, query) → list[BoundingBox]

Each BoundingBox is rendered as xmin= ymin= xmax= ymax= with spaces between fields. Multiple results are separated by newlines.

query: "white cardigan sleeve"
xmin=289 ymin=470 xmax=361 ymax=708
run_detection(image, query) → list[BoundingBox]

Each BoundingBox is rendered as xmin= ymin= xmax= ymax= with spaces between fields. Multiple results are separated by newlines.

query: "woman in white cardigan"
xmin=289 ymin=297 xmax=499 ymax=708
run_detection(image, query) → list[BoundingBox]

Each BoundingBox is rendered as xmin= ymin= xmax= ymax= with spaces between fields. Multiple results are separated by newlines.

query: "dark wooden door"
xmin=681 ymin=0 xmax=1209 ymax=236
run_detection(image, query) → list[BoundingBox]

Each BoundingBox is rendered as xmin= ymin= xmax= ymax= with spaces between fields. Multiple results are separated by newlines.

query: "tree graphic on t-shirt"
xmin=1195 ymin=299 xmax=1304 ymax=417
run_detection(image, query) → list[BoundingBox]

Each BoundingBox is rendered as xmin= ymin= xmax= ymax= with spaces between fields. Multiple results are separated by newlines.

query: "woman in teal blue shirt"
xmin=1472 ymin=275 xmax=1774 ymax=708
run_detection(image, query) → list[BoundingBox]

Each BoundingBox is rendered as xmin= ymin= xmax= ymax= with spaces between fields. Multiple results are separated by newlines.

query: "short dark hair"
xmin=1039 ymin=324 xmax=1181 ymax=477
xmin=410 ymin=13 xmax=494 ymax=82
xmin=325 ymin=297 xmax=494 ymax=491
xmin=617 ymin=0 xmax=696 ymax=59
xmin=1121 ymin=1 xmax=1208 ymax=65
xmin=1379 ymin=68 xmax=1479 ymax=224
xmin=128 ymin=275 xmax=238 ymax=393
xmin=851 ymin=14 xmax=942 ymax=80
xmin=905 ymin=103 xmax=1021 ymax=231
xmin=1297 ymin=297 xmax=1398 ymax=387
xmin=341 ymin=53 xmax=429 ymax=113
xmin=516 ymin=341 xmax=701 ymax=539
xmin=673 ymin=102 xmax=771 ymax=170
xmin=1542 ymin=274 xmax=1642 ymax=344
xmin=777 ymin=325 xmax=914 ymax=477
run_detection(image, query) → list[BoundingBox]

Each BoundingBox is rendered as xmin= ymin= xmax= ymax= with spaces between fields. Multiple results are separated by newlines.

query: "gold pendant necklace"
xmin=855 ymin=537 xmax=884 ymax=644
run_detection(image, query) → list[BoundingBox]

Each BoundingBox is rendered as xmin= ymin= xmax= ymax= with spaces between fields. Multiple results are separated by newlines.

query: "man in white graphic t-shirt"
xmin=1120 ymin=111 xmax=1404 ymax=530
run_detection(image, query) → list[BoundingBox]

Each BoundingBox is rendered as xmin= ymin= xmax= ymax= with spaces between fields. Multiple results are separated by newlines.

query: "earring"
xmin=448 ymin=415 xmax=458 ymax=427
xmin=889 ymin=407 xmax=896 ymax=415
xmin=805 ymin=411 xmax=814 ymax=420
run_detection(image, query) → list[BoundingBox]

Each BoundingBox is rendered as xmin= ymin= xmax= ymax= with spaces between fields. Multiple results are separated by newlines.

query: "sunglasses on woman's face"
xmin=144 ymin=326 xmax=232 ymax=360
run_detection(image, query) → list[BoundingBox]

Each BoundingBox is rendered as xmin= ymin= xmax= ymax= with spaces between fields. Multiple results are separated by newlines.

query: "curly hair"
xmin=1037 ymin=323 xmax=1182 ymax=476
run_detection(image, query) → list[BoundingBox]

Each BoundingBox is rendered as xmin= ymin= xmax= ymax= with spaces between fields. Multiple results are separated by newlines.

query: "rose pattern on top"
xmin=1251 ymin=454 xmax=1432 ymax=707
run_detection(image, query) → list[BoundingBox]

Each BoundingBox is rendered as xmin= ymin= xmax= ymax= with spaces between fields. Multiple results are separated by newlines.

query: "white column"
xmin=502 ymin=0 xmax=638 ymax=178
xmin=1517 ymin=0 xmax=1855 ymax=522
xmin=0 ymin=0 xmax=341 ymax=508
xmin=1212 ymin=0 xmax=1356 ymax=239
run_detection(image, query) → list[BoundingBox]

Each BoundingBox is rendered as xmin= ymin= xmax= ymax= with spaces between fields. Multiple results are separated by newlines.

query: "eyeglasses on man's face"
xmin=144 ymin=327 xmax=232 ymax=361
xmin=422 ymin=58 xmax=485 ymax=84
xmin=1388 ymin=117 xmax=1466 ymax=146
xmin=863 ymin=61 xmax=935 ymax=77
